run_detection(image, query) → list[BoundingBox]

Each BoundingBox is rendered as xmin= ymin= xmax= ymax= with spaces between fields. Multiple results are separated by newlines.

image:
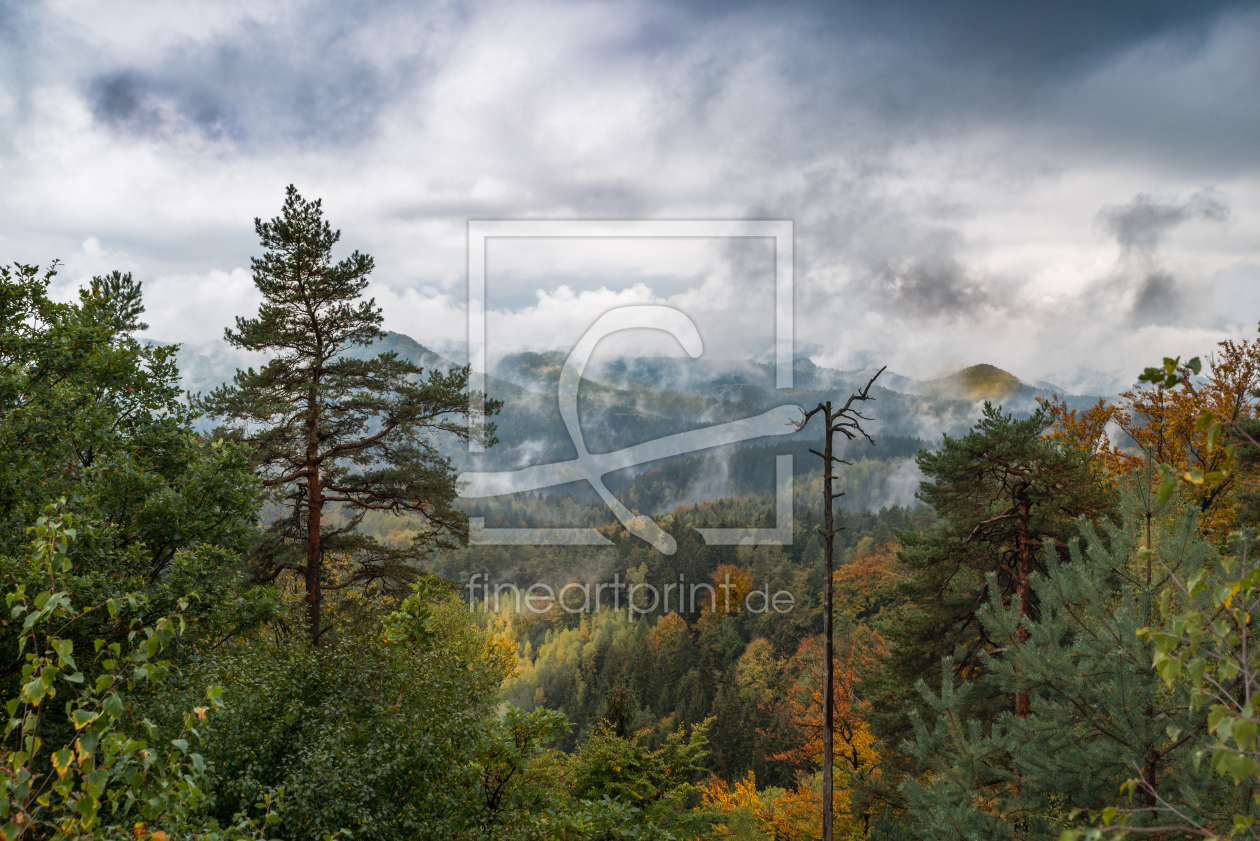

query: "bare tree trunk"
xmin=795 ymin=369 xmax=882 ymax=841
xmin=822 ymin=401 xmax=835 ymax=841
xmin=306 ymin=381 xmax=322 ymax=645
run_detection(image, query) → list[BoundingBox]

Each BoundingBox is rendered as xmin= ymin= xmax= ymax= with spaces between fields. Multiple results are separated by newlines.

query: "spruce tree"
xmin=200 ymin=186 xmax=497 ymax=643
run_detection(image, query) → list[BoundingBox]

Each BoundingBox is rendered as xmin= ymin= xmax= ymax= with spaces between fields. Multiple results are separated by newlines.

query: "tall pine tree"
xmin=891 ymin=403 xmax=1110 ymax=709
xmin=863 ymin=403 xmax=1111 ymax=809
xmin=200 ymin=186 xmax=498 ymax=643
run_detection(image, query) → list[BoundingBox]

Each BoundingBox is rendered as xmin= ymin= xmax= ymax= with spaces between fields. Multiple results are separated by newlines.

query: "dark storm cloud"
xmin=81 ymin=2 xmax=443 ymax=146
xmin=830 ymin=0 xmax=1249 ymax=76
xmin=654 ymin=0 xmax=1260 ymax=179
xmin=1095 ymin=190 xmax=1232 ymax=326
xmin=1131 ymin=271 xmax=1184 ymax=324
xmin=89 ymin=71 xmax=238 ymax=139
xmin=867 ymin=232 xmax=988 ymax=319
xmin=56 ymin=0 xmax=1256 ymax=181
xmin=1101 ymin=190 xmax=1231 ymax=257
xmin=689 ymin=0 xmax=1250 ymax=82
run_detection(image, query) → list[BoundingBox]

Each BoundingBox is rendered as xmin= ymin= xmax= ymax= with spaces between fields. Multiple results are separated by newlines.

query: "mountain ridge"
xmin=159 ymin=331 xmax=1103 ymax=482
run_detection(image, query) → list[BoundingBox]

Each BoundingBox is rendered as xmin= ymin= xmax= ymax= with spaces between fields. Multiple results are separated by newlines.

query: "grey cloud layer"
xmin=0 ymin=0 xmax=1257 ymax=395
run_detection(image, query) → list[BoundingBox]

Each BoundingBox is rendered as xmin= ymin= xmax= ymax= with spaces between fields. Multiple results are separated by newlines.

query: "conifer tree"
xmin=861 ymin=403 xmax=1110 ymax=812
xmin=1233 ymin=417 xmax=1260 ymax=528
xmin=883 ymin=403 xmax=1109 ymax=713
xmin=200 ymin=186 xmax=498 ymax=643
xmin=898 ymin=474 xmax=1254 ymax=838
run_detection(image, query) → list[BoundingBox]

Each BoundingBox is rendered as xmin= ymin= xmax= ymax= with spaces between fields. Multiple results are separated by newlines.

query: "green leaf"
xmin=73 ymin=708 xmax=100 ymax=730
xmin=1157 ymin=473 xmax=1178 ymax=506
xmin=21 ymin=676 xmax=45 ymax=704
xmin=1207 ymin=421 xmax=1223 ymax=452
xmin=51 ymin=747 xmax=73 ymax=777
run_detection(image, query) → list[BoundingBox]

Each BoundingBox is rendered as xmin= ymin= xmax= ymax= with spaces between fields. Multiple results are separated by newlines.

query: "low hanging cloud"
xmin=1101 ymin=189 xmax=1231 ymax=257
xmin=866 ymin=232 xmax=990 ymax=320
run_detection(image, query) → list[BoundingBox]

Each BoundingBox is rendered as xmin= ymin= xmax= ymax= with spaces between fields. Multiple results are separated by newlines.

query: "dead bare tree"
xmin=794 ymin=366 xmax=884 ymax=841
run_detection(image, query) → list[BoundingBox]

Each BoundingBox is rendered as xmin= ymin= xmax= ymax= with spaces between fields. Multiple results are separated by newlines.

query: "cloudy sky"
xmin=2 ymin=0 xmax=1258 ymax=394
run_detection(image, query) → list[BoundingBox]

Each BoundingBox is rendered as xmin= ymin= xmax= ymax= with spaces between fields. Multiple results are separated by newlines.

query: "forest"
xmin=5 ymin=188 xmax=1260 ymax=841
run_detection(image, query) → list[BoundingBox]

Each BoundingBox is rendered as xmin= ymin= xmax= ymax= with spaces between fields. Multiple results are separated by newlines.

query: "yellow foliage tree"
xmin=1040 ymin=337 xmax=1260 ymax=541
xmin=700 ymin=770 xmax=862 ymax=841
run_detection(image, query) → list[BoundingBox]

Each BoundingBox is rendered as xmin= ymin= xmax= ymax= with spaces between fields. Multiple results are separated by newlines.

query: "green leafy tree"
xmin=0 ymin=262 xmax=258 ymax=575
xmin=0 ymin=262 xmax=262 ymax=707
xmin=557 ymin=717 xmax=713 ymax=836
xmin=2 ymin=502 xmax=273 ymax=840
xmin=188 ymin=588 xmax=514 ymax=840
xmin=199 ymin=186 xmax=499 ymax=642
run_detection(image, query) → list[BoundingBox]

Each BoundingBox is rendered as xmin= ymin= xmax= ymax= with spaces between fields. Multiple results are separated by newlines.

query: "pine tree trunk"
xmin=306 ymin=458 xmax=322 ymax=644
xmin=306 ymin=378 xmax=322 ymax=645
xmin=822 ymin=402 xmax=835 ymax=841
xmin=1014 ymin=491 xmax=1032 ymax=718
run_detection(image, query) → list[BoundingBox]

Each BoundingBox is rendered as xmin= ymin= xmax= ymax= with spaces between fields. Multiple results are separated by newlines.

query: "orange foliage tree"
xmin=832 ymin=538 xmax=907 ymax=622
xmin=759 ymin=631 xmax=884 ymax=837
xmin=701 ymin=563 xmax=756 ymax=618
xmin=699 ymin=769 xmax=860 ymax=841
xmin=1039 ymin=338 xmax=1260 ymax=540
xmin=1036 ymin=396 xmax=1140 ymax=479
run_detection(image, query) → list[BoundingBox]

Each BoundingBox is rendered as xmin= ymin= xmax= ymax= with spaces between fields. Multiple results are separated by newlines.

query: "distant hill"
xmin=342 ymin=331 xmax=455 ymax=373
xmin=920 ymin=363 xmax=1038 ymax=402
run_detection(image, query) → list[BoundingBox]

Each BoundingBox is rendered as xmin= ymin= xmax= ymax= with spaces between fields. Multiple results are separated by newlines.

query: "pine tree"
xmin=1233 ymin=417 xmax=1260 ymax=528
xmin=200 ymin=186 xmax=498 ymax=643
xmin=863 ymin=403 xmax=1110 ymax=811
xmin=898 ymin=474 xmax=1253 ymax=838
xmin=886 ymin=403 xmax=1110 ymax=711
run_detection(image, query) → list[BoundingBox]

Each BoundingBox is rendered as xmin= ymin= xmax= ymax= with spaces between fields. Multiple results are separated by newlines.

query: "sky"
xmin=2 ymin=0 xmax=1259 ymax=394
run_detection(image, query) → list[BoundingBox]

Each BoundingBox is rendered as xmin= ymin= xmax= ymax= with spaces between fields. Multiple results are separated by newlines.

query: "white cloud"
xmin=0 ymin=0 xmax=1257 ymax=396
xmin=140 ymin=267 xmax=260 ymax=345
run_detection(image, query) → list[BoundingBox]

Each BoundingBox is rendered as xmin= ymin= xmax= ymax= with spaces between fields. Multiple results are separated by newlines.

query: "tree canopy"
xmin=199 ymin=186 xmax=499 ymax=642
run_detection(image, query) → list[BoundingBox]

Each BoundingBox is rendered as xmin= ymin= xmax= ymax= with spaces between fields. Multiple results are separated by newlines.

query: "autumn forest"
xmin=5 ymin=189 xmax=1260 ymax=841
